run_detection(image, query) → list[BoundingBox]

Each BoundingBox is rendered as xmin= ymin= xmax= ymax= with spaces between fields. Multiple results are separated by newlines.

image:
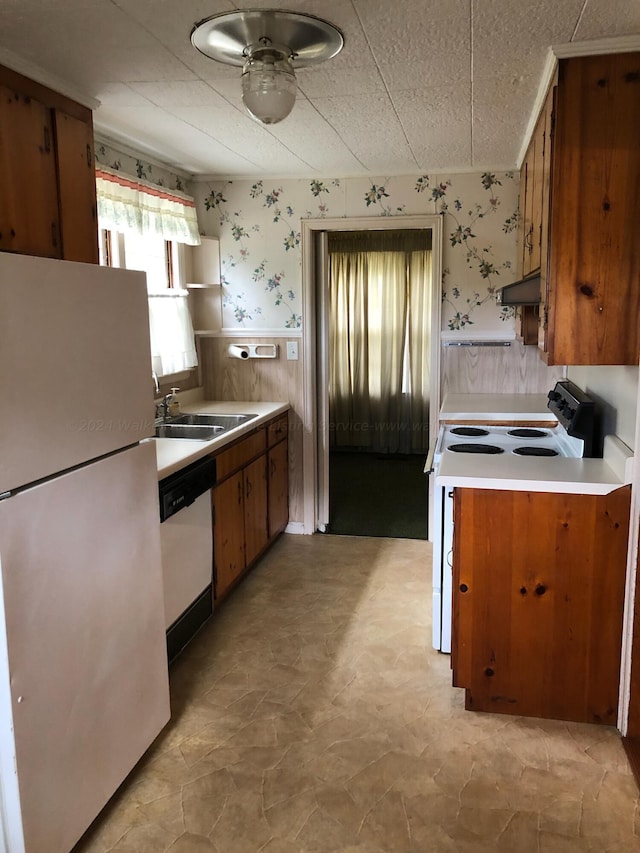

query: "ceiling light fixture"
xmin=190 ymin=9 xmax=344 ymax=125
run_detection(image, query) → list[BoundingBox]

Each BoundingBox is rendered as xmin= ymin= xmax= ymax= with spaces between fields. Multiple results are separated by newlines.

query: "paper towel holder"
xmin=227 ymin=343 xmax=278 ymax=359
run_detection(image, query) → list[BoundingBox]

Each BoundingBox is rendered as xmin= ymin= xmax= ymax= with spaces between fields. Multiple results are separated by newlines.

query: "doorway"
xmin=301 ymin=215 xmax=443 ymax=538
xmin=326 ymin=228 xmax=431 ymax=539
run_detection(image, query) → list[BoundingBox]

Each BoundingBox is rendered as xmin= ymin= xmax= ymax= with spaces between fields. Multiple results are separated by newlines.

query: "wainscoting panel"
xmin=441 ymin=340 xmax=565 ymax=396
xmin=200 ymin=336 xmax=305 ymax=524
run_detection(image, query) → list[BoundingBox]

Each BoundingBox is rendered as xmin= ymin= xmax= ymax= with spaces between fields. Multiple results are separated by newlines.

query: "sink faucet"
xmin=155 ymin=388 xmax=180 ymax=421
xmin=155 ymin=393 xmax=173 ymax=421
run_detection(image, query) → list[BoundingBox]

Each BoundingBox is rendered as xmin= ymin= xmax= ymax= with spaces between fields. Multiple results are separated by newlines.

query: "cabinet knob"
xmin=535 ymin=584 xmax=547 ymax=596
xmin=459 ymin=583 xmax=468 ymax=593
xmin=485 ymin=667 xmax=495 ymax=677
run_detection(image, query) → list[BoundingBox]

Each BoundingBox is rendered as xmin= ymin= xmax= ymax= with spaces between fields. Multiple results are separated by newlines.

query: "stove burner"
xmin=449 ymin=443 xmax=504 ymax=454
xmin=449 ymin=427 xmax=490 ymax=437
xmin=508 ymin=428 xmax=548 ymax=439
xmin=513 ymin=446 xmax=559 ymax=457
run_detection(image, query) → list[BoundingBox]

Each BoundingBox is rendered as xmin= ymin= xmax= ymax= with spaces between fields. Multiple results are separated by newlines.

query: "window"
xmin=99 ymin=228 xmax=198 ymax=378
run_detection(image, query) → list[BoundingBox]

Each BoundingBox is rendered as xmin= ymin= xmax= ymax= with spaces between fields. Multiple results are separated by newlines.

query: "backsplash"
xmin=191 ymin=171 xmax=520 ymax=336
xmin=568 ymin=365 xmax=639 ymax=453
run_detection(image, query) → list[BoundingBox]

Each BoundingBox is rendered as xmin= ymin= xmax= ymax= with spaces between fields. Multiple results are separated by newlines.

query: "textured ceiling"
xmin=0 ymin=0 xmax=638 ymax=178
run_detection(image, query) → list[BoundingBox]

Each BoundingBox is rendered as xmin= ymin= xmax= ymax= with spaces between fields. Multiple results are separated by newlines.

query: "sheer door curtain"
xmin=328 ymin=230 xmax=432 ymax=455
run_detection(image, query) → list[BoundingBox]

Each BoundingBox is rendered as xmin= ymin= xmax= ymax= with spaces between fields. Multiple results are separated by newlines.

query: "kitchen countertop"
xmin=440 ymin=393 xmax=556 ymax=423
xmin=435 ymin=448 xmax=631 ymax=496
xmin=153 ymin=400 xmax=289 ymax=480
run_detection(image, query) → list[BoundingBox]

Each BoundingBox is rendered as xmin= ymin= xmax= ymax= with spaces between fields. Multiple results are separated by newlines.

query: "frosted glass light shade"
xmin=241 ymin=53 xmax=296 ymax=124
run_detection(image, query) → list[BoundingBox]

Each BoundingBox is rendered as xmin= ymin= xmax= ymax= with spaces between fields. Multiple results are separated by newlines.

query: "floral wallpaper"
xmin=191 ymin=171 xmax=520 ymax=334
xmin=94 ymin=136 xmax=188 ymax=193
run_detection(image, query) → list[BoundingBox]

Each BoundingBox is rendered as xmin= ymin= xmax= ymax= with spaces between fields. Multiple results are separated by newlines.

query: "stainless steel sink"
xmin=154 ymin=423 xmax=224 ymax=441
xmin=172 ymin=413 xmax=258 ymax=429
xmin=154 ymin=412 xmax=258 ymax=440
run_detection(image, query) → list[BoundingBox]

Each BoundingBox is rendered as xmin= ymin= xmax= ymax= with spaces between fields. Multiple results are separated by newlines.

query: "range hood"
xmin=497 ymin=270 xmax=541 ymax=305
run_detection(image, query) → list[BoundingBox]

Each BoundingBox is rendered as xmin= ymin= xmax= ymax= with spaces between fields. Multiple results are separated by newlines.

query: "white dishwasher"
xmin=159 ymin=456 xmax=216 ymax=662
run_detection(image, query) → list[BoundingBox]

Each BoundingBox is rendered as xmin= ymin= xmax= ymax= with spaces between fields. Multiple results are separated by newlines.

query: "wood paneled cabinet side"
xmin=0 ymin=64 xmax=98 ymax=264
xmin=452 ymin=486 xmax=631 ymax=725
xmin=542 ymin=52 xmax=640 ymax=365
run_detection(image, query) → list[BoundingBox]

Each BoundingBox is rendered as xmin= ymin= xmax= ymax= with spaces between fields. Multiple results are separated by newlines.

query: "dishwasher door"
xmin=160 ymin=490 xmax=213 ymax=630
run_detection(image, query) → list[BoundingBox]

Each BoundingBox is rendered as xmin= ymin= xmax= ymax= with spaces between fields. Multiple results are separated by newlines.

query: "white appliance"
xmin=430 ymin=381 xmax=596 ymax=653
xmin=0 ymin=253 xmax=170 ymax=853
xmin=158 ymin=456 xmax=216 ymax=661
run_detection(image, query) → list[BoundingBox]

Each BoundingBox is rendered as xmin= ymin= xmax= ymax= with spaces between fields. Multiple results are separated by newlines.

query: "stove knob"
xmin=564 ymin=407 xmax=576 ymax=420
xmin=548 ymin=390 xmax=561 ymax=402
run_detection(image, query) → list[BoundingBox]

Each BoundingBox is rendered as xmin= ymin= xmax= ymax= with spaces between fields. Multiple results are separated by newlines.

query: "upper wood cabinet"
xmin=538 ymin=52 xmax=640 ymax=365
xmin=0 ymin=65 xmax=98 ymax=264
xmin=518 ymin=104 xmax=547 ymax=279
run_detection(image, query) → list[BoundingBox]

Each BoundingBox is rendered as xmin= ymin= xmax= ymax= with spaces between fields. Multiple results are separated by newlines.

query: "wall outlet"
xmin=286 ymin=341 xmax=299 ymax=361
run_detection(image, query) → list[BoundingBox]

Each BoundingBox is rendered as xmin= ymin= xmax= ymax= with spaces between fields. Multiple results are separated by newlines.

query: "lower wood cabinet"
xmin=268 ymin=438 xmax=289 ymax=538
xmin=452 ymin=486 xmax=631 ymax=725
xmin=212 ymin=413 xmax=288 ymax=601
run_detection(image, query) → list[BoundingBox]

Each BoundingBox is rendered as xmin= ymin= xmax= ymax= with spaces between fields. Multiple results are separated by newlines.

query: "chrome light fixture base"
xmin=191 ymin=9 xmax=344 ymax=124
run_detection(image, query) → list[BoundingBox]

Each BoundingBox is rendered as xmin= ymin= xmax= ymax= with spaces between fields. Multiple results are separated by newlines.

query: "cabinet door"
xmin=538 ymin=82 xmax=556 ymax=353
xmin=53 ymin=110 xmax=98 ymax=263
xmin=244 ymin=454 xmax=268 ymax=566
xmin=546 ymin=52 xmax=640 ymax=365
xmin=212 ymin=472 xmax=245 ymax=600
xmin=0 ymin=85 xmax=60 ymax=257
xmin=517 ymin=151 xmax=531 ymax=277
xmin=453 ymin=487 xmax=630 ymax=724
xmin=268 ymin=438 xmax=289 ymax=539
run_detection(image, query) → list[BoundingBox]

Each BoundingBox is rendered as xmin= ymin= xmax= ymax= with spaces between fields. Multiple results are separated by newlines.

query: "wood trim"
xmin=0 ymin=63 xmax=92 ymax=122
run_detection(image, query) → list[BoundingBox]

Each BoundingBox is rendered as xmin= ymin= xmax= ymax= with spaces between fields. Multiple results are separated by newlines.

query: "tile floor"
xmin=75 ymin=534 xmax=640 ymax=852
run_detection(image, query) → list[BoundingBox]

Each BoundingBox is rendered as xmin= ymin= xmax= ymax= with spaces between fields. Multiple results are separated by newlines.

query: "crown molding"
xmin=0 ymin=47 xmax=99 ymax=109
xmin=552 ymin=34 xmax=640 ymax=58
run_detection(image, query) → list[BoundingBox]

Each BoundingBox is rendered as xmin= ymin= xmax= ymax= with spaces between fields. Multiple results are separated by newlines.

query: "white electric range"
xmin=430 ymin=380 xmax=596 ymax=653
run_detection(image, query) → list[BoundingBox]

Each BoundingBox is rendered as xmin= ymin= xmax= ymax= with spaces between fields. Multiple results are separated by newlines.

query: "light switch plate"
xmin=286 ymin=341 xmax=299 ymax=361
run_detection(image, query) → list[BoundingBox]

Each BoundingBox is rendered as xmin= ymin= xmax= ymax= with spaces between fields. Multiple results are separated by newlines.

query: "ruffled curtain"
xmin=96 ymin=166 xmax=201 ymax=245
xmin=148 ymin=294 xmax=198 ymax=376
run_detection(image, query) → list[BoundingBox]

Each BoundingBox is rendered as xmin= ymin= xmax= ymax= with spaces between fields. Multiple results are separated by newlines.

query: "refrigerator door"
xmin=0 ymin=442 xmax=169 ymax=853
xmin=0 ymin=253 xmax=155 ymax=493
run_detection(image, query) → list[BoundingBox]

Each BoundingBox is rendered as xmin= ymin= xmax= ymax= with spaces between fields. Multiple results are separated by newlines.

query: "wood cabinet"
xmin=452 ymin=486 xmax=631 ymax=725
xmin=533 ymin=52 xmax=640 ymax=365
xmin=267 ymin=414 xmax=289 ymax=538
xmin=515 ymin=78 xmax=554 ymax=345
xmin=0 ymin=65 xmax=98 ymax=263
xmin=212 ymin=412 xmax=289 ymax=601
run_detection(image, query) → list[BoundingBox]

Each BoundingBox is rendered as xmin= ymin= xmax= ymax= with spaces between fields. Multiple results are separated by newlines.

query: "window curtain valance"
xmin=95 ymin=166 xmax=201 ymax=245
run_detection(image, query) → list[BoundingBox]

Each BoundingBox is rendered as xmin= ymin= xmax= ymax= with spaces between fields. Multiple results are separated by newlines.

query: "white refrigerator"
xmin=0 ymin=253 xmax=170 ymax=852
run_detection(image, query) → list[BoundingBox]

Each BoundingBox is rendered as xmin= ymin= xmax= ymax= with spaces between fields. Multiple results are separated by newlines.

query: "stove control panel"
xmin=547 ymin=380 xmax=595 ymax=457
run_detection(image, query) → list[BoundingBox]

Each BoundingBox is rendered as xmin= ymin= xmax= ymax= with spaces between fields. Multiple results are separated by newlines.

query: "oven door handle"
xmin=424 ymin=438 xmax=437 ymax=474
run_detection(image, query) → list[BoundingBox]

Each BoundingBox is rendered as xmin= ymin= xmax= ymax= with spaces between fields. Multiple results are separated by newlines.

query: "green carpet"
xmin=328 ymin=451 xmax=428 ymax=540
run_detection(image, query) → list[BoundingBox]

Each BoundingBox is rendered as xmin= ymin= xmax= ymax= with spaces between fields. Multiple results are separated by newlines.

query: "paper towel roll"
xmin=228 ymin=344 xmax=249 ymax=359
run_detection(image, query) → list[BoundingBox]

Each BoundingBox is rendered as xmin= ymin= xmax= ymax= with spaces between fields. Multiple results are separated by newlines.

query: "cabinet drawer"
xmin=267 ymin=413 xmax=288 ymax=448
xmin=215 ymin=428 xmax=266 ymax=481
